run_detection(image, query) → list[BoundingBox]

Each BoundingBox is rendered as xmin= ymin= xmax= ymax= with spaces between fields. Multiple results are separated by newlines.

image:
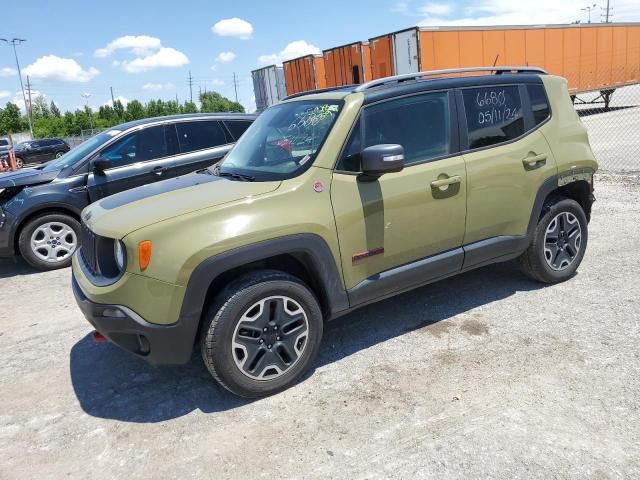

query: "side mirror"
xmin=93 ymin=158 xmax=112 ymax=173
xmin=359 ymin=144 xmax=405 ymax=181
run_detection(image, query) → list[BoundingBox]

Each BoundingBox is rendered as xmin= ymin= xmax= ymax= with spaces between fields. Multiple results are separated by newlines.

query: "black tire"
xmin=519 ymin=197 xmax=588 ymax=284
xmin=55 ymin=151 xmax=64 ymax=158
xmin=18 ymin=213 xmax=80 ymax=270
xmin=15 ymin=156 xmax=23 ymax=169
xmin=200 ymin=269 xmax=323 ymax=398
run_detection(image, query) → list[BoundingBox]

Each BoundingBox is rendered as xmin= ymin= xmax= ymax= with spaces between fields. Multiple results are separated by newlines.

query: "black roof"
xmin=113 ymin=112 xmax=258 ymax=131
xmin=285 ymin=72 xmax=544 ymax=104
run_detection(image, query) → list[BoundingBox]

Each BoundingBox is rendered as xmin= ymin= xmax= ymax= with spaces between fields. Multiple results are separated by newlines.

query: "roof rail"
xmin=354 ymin=66 xmax=548 ymax=91
xmin=282 ymin=85 xmax=357 ymax=101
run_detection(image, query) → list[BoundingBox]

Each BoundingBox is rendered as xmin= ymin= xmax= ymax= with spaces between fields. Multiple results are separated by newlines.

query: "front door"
xmin=86 ymin=124 xmax=178 ymax=202
xmin=331 ymin=90 xmax=467 ymax=302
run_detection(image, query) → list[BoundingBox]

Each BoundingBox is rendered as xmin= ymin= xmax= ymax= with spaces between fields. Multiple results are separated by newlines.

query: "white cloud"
xmin=0 ymin=67 xmax=17 ymax=77
xmin=211 ymin=79 xmax=225 ymax=87
xmin=95 ymin=35 xmax=163 ymax=58
xmin=420 ymin=2 xmax=452 ymax=16
xmin=216 ymin=51 xmax=236 ymax=63
xmin=212 ymin=18 xmax=253 ymax=40
xmin=11 ymin=89 xmax=45 ymax=113
xmin=23 ymin=55 xmax=99 ymax=82
xmin=258 ymin=40 xmax=321 ymax=66
xmin=103 ymin=96 xmax=129 ymax=107
xmin=142 ymin=82 xmax=176 ymax=91
xmin=210 ymin=65 xmax=217 ymax=71
xmin=0 ymin=90 xmax=10 ymax=99
xmin=121 ymin=47 xmax=189 ymax=73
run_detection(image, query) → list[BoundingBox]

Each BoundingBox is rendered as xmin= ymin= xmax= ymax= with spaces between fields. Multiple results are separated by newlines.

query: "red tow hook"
xmin=92 ymin=331 xmax=108 ymax=343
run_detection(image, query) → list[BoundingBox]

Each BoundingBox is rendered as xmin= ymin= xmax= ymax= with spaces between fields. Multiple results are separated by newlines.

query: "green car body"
xmin=73 ymin=71 xmax=597 ymax=395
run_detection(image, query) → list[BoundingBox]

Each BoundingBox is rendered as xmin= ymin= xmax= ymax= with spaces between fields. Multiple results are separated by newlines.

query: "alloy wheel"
xmin=543 ymin=211 xmax=582 ymax=271
xmin=232 ymin=295 xmax=309 ymax=380
xmin=30 ymin=221 xmax=78 ymax=263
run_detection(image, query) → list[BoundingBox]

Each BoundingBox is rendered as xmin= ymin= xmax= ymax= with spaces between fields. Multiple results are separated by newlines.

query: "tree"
xmin=0 ymin=102 xmax=23 ymax=134
xmin=125 ymin=100 xmax=145 ymax=121
xmin=183 ymin=101 xmax=198 ymax=113
xmin=113 ymin=99 xmax=125 ymax=119
xmin=199 ymin=91 xmax=245 ymax=113
xmin=32 ymin=95 xmax=50 ymax=119
xmin=50 ymin=101 xmax=61 ymax=118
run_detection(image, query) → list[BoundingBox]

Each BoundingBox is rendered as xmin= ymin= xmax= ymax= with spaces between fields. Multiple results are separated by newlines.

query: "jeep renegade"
xmin=72 ymin=67 xmax=597 ymax=397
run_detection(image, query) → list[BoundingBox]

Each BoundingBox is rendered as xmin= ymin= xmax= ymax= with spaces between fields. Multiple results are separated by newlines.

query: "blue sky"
xmin=0 ymin=0 xmax=638 ymax=113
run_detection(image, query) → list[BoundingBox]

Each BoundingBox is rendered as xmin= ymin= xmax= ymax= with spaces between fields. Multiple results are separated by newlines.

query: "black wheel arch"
xmin=177 ymin=234 xmax=349 ymax=350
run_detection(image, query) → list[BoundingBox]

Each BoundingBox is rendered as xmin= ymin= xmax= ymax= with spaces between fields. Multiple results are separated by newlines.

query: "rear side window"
xmin=176 ymin=121 xmax=229 ymax=153
xmin=224 ymin=120 xmax=252 ymax=140
xmin=528 ymin=84 xmax=551 ymax=125
xmin=462 ymin=86 xmax=524 ymax=150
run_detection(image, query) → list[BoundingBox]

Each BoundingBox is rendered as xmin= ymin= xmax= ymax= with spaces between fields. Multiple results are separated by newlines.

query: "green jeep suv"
xmin=72 ymin=67 xmax=597 ymax=397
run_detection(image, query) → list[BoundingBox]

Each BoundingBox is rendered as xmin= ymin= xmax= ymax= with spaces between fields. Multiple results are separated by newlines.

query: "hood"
xmin=85 ymin=172 xmax=281 ymax=238
xmin=0 ymin=167 xmax=60 ymax=188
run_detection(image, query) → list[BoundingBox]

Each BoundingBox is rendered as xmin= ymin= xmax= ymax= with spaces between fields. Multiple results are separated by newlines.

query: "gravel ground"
xmin=0 ymin=175 xmax=639 ymax=480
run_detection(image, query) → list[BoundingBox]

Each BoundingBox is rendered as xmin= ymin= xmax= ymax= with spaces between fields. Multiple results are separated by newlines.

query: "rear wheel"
xmin=18 ymin=213 xmax=80 ymax=270
xmin=55 ymin=151 xmax=64 ymax=158
xmin=519 ymin=197 xmax=588 ymax=283
xmin=200 ymin=270 xmax=323 ymax=398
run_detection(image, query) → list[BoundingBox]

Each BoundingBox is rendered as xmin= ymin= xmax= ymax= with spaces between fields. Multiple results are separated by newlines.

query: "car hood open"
xmin=0 ymin=167 xmax=60 ymax=188
xmin=85 ymin=172 xmax=281 ymax=238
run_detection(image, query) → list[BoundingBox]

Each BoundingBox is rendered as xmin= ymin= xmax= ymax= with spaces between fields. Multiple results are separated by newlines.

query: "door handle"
xmin=430 ymin=175 xmax=462 ymax=188
xmin=522 ymin=153 xmax=547 ymax=169
xmin=152 ymin=166 xmax=166 ymax=176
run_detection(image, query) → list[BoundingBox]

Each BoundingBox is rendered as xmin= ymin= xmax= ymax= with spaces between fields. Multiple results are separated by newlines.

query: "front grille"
xmin=80 ymin=222 xmax=98 ymax=276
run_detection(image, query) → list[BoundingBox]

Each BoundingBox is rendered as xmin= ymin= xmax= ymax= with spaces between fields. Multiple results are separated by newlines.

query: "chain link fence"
xmin=569 ymin=80 xmax=640 ymax=173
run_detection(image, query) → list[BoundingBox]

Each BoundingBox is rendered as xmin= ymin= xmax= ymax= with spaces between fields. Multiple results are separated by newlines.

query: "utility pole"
xmin=110 ymin=86 xmax=115 ymax=106
xmin=187 ymin=71 xmax=194 ymax=103
xmin=0 ymin=38 xmax=33 ymax=137
xmin=81 ymin=93 xmax=93 ymax=130
xmin=601 ymin=0 xmax=612 ymax=22
xmin=25 ymin=76 xmax=34 ymax=132
xmin=581 ymin=3 xmax=597 ymax=23
xmin=232 ymin=72 xmax=239 ymax=103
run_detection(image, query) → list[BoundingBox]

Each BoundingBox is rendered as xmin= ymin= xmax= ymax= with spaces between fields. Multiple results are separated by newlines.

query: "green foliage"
xmin=199 ymin=91 xmax=245 ymax=113
xmin=0 ymin=90 xmax=247 ymax=138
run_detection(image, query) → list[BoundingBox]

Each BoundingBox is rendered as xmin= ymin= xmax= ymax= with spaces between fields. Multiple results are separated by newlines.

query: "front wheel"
xmin=519 ymin=197 xmax=588 ymax=284
xmin=200 ymin=270 xmax=323 ymax=398
xmin=15 ymin=156 xmax=23 ymax=169
xmin=18 ymin=213 xmax=80 ymax=270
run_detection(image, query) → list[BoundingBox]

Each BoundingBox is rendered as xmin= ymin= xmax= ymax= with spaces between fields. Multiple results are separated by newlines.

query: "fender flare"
xmin=176 ymin=234 xmax=349 ymax=348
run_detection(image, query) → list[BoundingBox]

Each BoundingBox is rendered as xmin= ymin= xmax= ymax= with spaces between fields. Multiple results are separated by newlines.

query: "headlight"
xmin=114 ymin=240 xmax=125 ymax=271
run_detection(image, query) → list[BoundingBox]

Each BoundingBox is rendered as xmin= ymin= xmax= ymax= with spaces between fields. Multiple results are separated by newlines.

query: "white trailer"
xmin=252 ymin=65 xmax=287 ymax=112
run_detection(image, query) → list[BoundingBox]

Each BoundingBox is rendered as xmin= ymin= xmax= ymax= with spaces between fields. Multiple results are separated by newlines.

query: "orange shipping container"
xmin=323 ymin=41 xmax=371 ymax=87
xmin=283 ymin=54 xmax=327 ymax=95
xmin=367 ymin=23 xmax=640 ymax=94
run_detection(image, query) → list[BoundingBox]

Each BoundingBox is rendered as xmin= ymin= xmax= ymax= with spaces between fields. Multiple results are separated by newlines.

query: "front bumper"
xmin=72 ymin=275 xmax=196 ymax=366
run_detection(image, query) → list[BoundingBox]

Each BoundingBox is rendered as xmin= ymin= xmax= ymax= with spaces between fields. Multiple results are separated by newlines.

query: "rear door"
xmin=459 ymin=83 xmax=556 ymax=262
xmin=393 ymin=28 xmax=419 ymax=75
xmin=170 ymin=120 xmax=234 ymax=176
xmin=86 ymin=124 xmax=178 ymax=201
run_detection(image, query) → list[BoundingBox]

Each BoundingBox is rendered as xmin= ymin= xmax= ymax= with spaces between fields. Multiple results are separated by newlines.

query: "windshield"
xmin=215 ymin=100 xmax=342 ymax=181
xmin=0 ymin=139 xmax=9 ymax=147
xmin=40 ymin=130 xmax=121 ymax=171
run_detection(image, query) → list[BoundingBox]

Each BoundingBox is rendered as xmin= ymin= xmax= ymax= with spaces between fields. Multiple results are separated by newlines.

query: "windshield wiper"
xmin=217 ymin=171 xmax=255 ymax=182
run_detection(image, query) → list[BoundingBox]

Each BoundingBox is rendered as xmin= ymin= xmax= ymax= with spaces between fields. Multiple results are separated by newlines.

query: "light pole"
xmin=0 ymin=38 xmax=34 ymax=138
xmin=81 ymin=93 xmax=94 ymax=131
xmin=581 ymin=4 xmax=597 ymax=23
